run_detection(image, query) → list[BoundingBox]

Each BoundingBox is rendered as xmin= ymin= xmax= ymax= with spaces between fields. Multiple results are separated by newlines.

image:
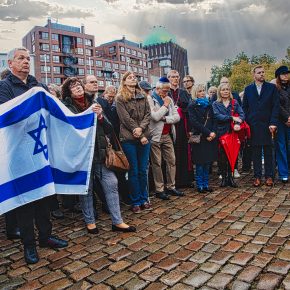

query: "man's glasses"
xmin=170 ymin=76 xmax=179 ymax=79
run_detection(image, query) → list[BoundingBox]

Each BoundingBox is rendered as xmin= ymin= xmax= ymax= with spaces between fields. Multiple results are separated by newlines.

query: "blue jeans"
xmin=122 ymin=141 xmax=151 ymax=206
xmin=276 ymin=121 xmax=290 ymax=179
xmin=195 ymin=163 xmax=210 ymax=189
xmin=80 ymin=164 xmax=123 ymax=225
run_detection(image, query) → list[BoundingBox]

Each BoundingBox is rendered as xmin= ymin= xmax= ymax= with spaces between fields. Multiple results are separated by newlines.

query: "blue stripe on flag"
xmin=0 ymin=166 xmax=87 ymax=203
xmin=0 ymin=91 xmax=94 ymax=129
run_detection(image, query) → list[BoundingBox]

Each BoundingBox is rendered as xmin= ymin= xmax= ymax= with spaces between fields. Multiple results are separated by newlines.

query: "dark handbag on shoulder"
xmin=105 ymin=133 xmax=130 ymax=173
xmin=188 ymin=109 xmax=210 ymax=144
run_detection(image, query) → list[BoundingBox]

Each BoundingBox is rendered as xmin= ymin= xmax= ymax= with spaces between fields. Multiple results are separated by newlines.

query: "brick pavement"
xmin=0 ymin=172 xmax=289 ymax=289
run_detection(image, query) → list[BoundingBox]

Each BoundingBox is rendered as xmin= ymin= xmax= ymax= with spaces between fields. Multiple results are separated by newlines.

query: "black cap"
xmin=139 ymin=80 xmax=153 ymax=91
xmin=159 ymin=77 xmax=170 ymax=83
xmin=275 ymin=65 xmax=290 ymax=78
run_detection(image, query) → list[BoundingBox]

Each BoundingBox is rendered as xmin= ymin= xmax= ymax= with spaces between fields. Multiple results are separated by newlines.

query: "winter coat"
xmin=62 ymin=94 xmax=114 ymax=164
xmin=147 ymin=92 xmax=180 ymax=142
xmin=212 ymin=99 xmax=245 ymax=138
xmin=278 ymin=84 xmax=290 ymax=123
xmin=0 ymin=71 xmax=48 ymax=104
xmin=243 ymin=81 xmax=279 ymax=145
xmin=188 ymin=101 xmax=218 ymax=164
xmin=115 ymin=93 xmax=151 ymax=142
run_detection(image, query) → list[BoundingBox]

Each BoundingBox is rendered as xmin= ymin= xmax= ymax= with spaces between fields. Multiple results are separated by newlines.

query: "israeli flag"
xmin=0 ymin=87 xmax=96 ymax=214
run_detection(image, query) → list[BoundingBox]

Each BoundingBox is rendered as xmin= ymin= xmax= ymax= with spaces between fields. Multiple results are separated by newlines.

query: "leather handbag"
xmin=105 ymin=134 xmax=130 ymax=173
xmin=188 ymin=109 xmax=210 ymax=144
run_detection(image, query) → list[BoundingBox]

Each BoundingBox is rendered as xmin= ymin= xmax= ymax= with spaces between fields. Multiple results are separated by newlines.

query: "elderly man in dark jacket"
xmin=243 ymin=65 xmax=280 ymax=187
xmin=0 ymin=47 xmax=68 ymax=265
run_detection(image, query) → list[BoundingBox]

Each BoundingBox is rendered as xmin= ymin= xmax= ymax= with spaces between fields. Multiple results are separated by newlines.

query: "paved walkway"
xmin=0 ymin=172 xmax=290 ymax=290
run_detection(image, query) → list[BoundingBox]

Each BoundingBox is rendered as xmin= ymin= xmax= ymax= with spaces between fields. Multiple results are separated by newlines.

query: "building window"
xmin=105 ymin=62 xmax=111 ymax=69
xmin=77 ymin=37 xmax=83 ymax=44
xmin=148 ymin=62 xmax=152 ymax=69
xmin=40 ymin=32 xmax=49 ymax=39
xmin=52 ymin=55 xmax=60 ymax=63
xmin=54 ymin=78 xmax=61 ymax=85
xmin=78 ymin=58 xmax=84 ymax=65
xmin=132 ymin=50 xmax=136 ymax=56
xmin=120 ymin=64 xmax=126 ymax=70
xmin=85 ymin=39 xmax=92 ymax=46
xmin=76 ymin=48 xmax=84 ymax=55
xmin=86 ymin=69 xmax=95 ymax=75
xmin=106 ymin=80 xmax=112 ymax=86
xmin=126 ymin=48 xmax=131 ymax=54
xmin=120 ymin=55 xmax=125 ymax=62
xmin=133 ymin=66 xmax=137 ymax=72
xmin=138 ymin=68 xmax=143 ymax=73
xmin=41 ymin=66 xmax=51 ymax=73
xmin=120 ymin=46 xmax=125 ymax=53
xmin=143 ymin=53 xmax=146 ymax=59
xmin=40 ymin=54 xmax=50 ymax=62
xmin=40 ymin=43 xmax=50 ymax=51
xmin=32 ymin=45 xmax=35 ymax=53
xmin=85 ymin=49 xmax=92 ymax=56
xmin=138 ymin=52 xmax=142 ymax=57
xmin=53 ymin=66 xmax=61 ymax=74
xmin=86 ymin=58 xmax=93 ymax=66
xmin=96 ymin=60 xmax=103 ymax=67
xmin=109 ymin=46 xmax=116 ymax=54
xmin=143 ymin=62 xmax=147 ymax=67
xmin=51 ymin=33 xmax=58 ymax=41
xmin=139 ymin=60 xmax=143 ymax=66
xmin=113 ymin=63 xmax=119 ymax=69
xmin=78 ymin=68 xmax=85 ymax=76
xmin=31 ymin=32 xmax=35 ymax=42
xmin=52 ymin=44 xmax=60 ymax=52
xmin=96 ymin=70 xmax=103 ymax=77
xmin=41 ymin=77 xmax=51 ymax=84
xmin=144 ymin=69 xmax=148 ymax=75
xmin=98 ymin=80 xmax=104 ymax=87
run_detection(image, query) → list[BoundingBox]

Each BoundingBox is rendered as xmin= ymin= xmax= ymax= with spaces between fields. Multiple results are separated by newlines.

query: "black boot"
xmin=220 ymin=159 xmax=228 ymax=187
xmin=228 ymin=167 xmax=238 ymax=188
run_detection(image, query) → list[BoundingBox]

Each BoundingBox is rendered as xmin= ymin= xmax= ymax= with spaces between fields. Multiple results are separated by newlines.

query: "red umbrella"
xmin=219 ymin=132 xmax=241 ymax=173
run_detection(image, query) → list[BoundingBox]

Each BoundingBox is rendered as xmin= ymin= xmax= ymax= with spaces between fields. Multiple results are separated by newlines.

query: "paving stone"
xmin=267 ymin=259 xmax=290 ymax=275
xmin=143 ymin=282 xmax=167 ymax=290
xmin=256 ymin=273 xmax=283 ymax=290
xmin=185 ymin=240 xmax=204 ymax=251
xmin=176 ymin=261 xmax=198 ymax=273
xmin=148 ymin=252 xmax=168 ymax=263
xmin=221 ymin=264 xmax=242 ymax=275
xmin=173 ymin=249 xmax=193 ymax=261
xmin=160 ymin=270 xmax=186 ymax=286
xmin=189 ymin=251 xmax=212 ymax=264
xmin=282 ymin=274 xmax=290 ymax=289
xmin=209 ymin=251 xmax=233 ymax=265
xmin=39 ymin=270 xmax=66 ymax=284
xmin=206 ymin=273 xmax=233 ymax=289
xmin=222 ymin=241 xmax=243 ymax=252
xmin=231 ymin=280 xmax=251 ymax=290
xmin=70 ymin=267 xmax=94 ymax=282
xmin=237 ymin=265 xmax=262 ymax=283
xmin=278 ymin=249 xmax=290 ymax=261
xmin=200 ymin=262 xmax=221 ymax=274
xmin=106 ymin=271 xmax=135 ymax=288
xmin=140 ymin=267 xmax=165 ymax=282
xmin=183 ymin=270 xmax=212 ymax=288
xmin=24 ymin=267 xmax=50 ymax=281
xmin=230 ymin=252 xmax=253 ymax=265
xmin=90 ymin=284 xmax=111 ymax=290
xmin=157 ymin=257 xmax=180 ymax=271
xmin=18 ymin=280 xmax=42 ymax=290
xmin=66 ymin=281 xmax=92 ymax=290
xmin=63 ymin=260 xmax=87 ymax=273
xmin=251 ymin=253 xmax=274 ymax=267
xmin=242 ymin=243 xmax=263 ymax=253
xmin=0 ymin=277 xmax=25 ymax=289
xmin=263 ymin=244 xmax=280 ymax=254
xmin=124 ymin=277 xmax=149 ymax=290
xmin=87 ymin=269 xmax=114 ymax=284
xmin=90 ymin=257 xmax=112 ymax=271
xmin=41 ymin=278 xmax=73 ymax=290
xmin=109 ymin=248 xmax=132 ymax=262
xmin=129 ymin=260 xmax=153 ymax=274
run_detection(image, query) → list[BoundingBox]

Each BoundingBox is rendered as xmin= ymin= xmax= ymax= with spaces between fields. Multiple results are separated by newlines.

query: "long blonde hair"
xmin=217 ymin=83 xmax=233 ymax=102
xmin=116 ymin=71 xmax=141 ymax=102
xmin=192 ymin=84 xmax=205 ymax=100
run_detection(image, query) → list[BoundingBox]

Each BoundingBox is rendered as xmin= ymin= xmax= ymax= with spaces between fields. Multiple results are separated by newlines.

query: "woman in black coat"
xmin=188 ymin=84 xmax=218 ymax=193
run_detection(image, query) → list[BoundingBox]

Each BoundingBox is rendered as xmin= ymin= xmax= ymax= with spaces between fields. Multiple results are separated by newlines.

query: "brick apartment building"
xmin=22 ymin=19 xmax=149 ymax=91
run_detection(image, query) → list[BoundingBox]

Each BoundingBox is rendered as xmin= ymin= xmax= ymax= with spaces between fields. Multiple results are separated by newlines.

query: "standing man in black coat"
xmin=0 ymin=47 xmax=68 ymax=264
xmin=243 ymin=65 xmax=280 ymax=187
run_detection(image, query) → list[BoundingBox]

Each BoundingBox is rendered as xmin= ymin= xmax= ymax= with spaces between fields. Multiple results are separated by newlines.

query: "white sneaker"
xmin=234 ymin=169 xmax=240 ymax=178
xmin=219 ymin=175 xmax=222 ymax=179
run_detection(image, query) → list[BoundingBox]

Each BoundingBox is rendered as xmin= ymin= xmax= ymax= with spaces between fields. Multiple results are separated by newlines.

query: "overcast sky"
xmin=0 ymin=0 xmax=289 ymax=83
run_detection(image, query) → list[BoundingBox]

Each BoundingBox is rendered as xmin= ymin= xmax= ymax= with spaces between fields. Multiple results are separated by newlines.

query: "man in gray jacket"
xmin=147 ymin=77 xmax=184 ymax=200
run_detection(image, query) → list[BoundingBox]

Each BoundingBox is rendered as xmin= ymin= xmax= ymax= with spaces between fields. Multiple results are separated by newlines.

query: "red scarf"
xmin=73 ymin=96 xmax=88 ymax=111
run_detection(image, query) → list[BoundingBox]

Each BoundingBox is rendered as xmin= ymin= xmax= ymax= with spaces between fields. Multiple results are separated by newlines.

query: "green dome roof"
xmin=143 ymin=26 xmax=176 ymax=46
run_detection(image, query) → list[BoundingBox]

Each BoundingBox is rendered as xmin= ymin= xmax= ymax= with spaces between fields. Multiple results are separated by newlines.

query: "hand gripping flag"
xmin=0 ymin=87 xmax=96 ymax=214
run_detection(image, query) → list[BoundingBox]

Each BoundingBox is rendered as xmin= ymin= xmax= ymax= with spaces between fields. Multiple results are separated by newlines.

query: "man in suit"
xmin=243 ymin=65 xmax=279 ymax=187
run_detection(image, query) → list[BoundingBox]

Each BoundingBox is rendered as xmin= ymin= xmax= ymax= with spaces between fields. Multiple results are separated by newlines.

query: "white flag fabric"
xmin=0 ymin=87 xmax=96 ymax=214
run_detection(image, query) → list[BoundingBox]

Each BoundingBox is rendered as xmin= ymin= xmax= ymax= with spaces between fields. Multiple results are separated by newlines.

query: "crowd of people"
xmin=0 ymin=47 xmax=289 ymax=265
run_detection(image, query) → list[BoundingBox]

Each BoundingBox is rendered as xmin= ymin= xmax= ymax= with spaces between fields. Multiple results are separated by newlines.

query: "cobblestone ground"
xmin=0 ymin=172 xmax=290 ymax=290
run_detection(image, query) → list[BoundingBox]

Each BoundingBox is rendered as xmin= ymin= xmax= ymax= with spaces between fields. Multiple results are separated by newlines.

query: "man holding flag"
xmin=0 ymin=47 xmax=68 ymax=264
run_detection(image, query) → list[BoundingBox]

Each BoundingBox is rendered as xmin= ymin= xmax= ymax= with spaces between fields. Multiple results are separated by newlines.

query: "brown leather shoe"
xmin=265 ymin=177 xmax=274 ymax=187
xmin=253 ymin=178 xmax=261 ymax=187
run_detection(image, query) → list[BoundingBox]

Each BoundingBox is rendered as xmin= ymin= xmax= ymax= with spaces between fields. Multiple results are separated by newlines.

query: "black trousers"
xmin=252 ymin=145 xmax=273 ymax=178
xmin=5 ymin=209 xmax=18 ymax=234
xmin=16 ymin=197 xmax=52 ymax=247
xmin=242 ymin=141 xmax=252 ymax=170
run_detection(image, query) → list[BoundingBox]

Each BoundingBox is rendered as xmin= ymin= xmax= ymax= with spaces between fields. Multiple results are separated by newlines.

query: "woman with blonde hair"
xmin=212 ymin=83 xmax=245 ymax=187
xmin=115 ymin=71 xmax=152 ymax=213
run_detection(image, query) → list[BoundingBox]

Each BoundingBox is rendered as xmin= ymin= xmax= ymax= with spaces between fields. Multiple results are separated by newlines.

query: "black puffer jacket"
xmin=278 ymin=84 xmax=290 ymax=123
xmin=62 ymin=94 xmax=114 ymax=164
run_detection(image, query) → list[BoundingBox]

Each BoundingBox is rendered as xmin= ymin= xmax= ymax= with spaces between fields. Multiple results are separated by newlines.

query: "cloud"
xmin=0 ymin=0 xmax=93 ymax=21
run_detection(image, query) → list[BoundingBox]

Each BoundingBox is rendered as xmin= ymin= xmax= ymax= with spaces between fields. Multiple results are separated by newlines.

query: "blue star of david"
xmin=28 ymin=114 xmax=48 ymax=160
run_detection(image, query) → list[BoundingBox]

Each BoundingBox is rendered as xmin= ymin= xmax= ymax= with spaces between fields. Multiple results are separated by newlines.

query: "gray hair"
xmin=7 ymin=47 xmax=30 ymax=61
xmin=155 ymin=81 xmax=170 ymax=89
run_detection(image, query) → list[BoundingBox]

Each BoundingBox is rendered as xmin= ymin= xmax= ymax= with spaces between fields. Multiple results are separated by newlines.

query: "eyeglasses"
xmin=183 ymin=80 xmax=192 ymax=83
xmin=170 ymin=76 xmax=179 ymax=79
xmin=70 ymin=83 xmax=81 ymax=89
